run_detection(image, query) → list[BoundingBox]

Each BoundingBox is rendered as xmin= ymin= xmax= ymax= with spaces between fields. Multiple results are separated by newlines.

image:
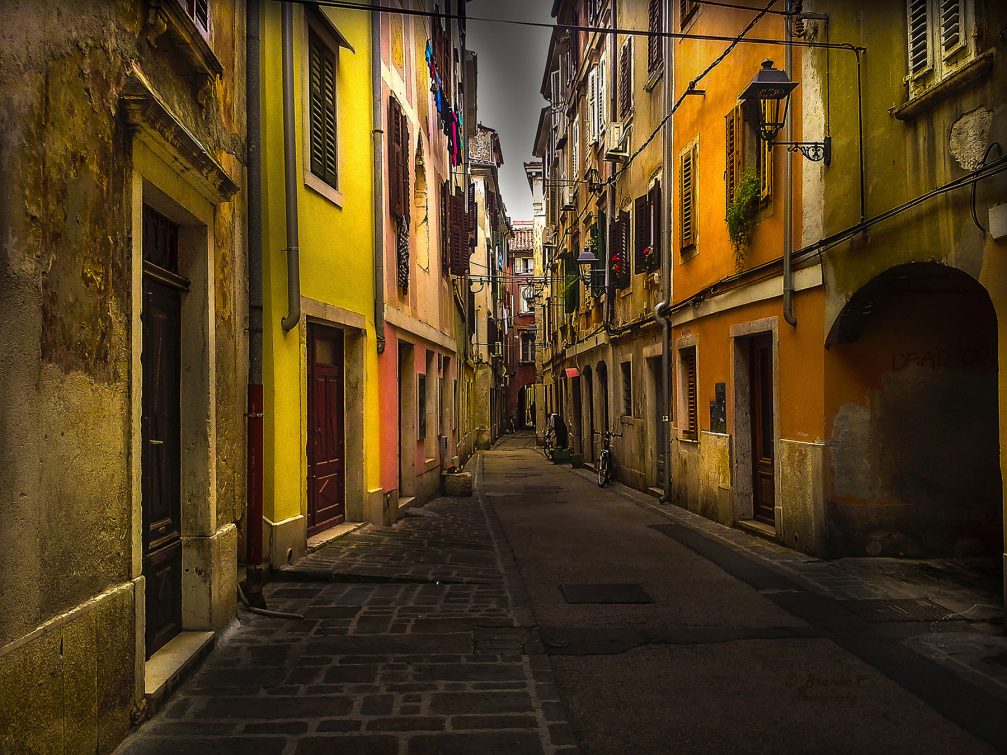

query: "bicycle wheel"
xmin=543 ymin=430 xmax=555 ymax=461
xmin=597 ymin=452 xmax=609 ymax=487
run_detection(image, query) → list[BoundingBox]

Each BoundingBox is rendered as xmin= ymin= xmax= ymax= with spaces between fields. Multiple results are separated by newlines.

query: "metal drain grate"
xmin=839 ymin=598 xmax=960 ymax=623
xmin=560 ymin=583 xmax=654 ymax=604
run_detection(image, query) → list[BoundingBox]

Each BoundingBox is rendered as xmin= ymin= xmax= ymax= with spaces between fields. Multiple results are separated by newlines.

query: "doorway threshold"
xmin=307 ymin=521 xmax=367 ymax=553
xmin=144 ymin=630 xmax=215 ymax=713
xmin=737 ymin=518 xmax=778 ymax=542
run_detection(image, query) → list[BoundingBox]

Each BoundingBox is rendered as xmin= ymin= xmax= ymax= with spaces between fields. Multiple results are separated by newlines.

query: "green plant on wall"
xmin=726 ymin=168 xmax=761 ymax=269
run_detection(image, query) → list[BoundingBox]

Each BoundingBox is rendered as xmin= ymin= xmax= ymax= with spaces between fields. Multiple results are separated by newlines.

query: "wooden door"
xmin=750 ymin=335 xmax=776 ymax=525
xmin=141 ymin=206 xmax=185 ymax=658
xmin=308 ymin=324 xmax=346 ymax=534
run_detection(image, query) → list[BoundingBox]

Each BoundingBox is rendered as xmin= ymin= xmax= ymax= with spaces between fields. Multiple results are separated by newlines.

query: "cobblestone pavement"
xmin=117 ymin=479 xmax=576 ymax=754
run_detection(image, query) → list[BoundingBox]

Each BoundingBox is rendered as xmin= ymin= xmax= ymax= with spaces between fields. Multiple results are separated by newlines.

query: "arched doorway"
xmin=826 ymin=263 xmax=1002 ymax=563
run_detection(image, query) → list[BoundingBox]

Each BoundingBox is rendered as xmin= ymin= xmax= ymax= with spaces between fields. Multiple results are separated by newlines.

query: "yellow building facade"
xmin=260 ymin=2 xmax=385 ymax=567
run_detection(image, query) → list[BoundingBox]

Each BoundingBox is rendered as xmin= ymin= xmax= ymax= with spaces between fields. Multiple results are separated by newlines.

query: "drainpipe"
xmin=657 ymin=0 xmax=674 ymax=503
xmin=782 ymin=12 xmax=797 ymax=327
xmin=244 ymin=0 xmax=266 ymax=607
xmin=280 ymin=2 xmax=301 ymax=332
xmin=371 ymin=9 xmax=386 ymax=353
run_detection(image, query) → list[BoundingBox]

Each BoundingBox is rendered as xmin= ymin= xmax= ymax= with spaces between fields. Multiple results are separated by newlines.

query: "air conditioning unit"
xmin=561 ymin=187 xmax=576 ymax=211
xmin=604 ymin=122 xmax=629 ymax=163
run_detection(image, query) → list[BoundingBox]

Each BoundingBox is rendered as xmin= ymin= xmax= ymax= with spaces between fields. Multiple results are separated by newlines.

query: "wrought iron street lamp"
xmin=575 ymin=247 xmax=599 ymax=286
xmin=741 ymin=60 xmax=831 ymax=165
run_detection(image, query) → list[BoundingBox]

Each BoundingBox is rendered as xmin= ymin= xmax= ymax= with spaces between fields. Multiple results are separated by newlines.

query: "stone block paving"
xmin=117 ymin=490 xmax=578 ymax=754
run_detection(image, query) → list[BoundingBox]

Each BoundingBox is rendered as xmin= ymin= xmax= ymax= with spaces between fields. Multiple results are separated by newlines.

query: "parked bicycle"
xmin=594 ymin=429 xmax=622 ymax=487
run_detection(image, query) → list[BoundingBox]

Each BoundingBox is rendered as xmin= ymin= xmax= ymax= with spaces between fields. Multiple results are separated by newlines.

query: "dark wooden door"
xmin=750 ymin=335 xmax=776 ymax=525
xmin=141 ymin=206 xmax=185 ymax=659
xmin=308 ymin=324 xmax=346 ymax=534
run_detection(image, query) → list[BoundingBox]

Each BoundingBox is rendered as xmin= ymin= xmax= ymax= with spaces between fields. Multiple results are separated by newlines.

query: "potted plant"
xmin=726 ymin=168 xmax=761 ymax=270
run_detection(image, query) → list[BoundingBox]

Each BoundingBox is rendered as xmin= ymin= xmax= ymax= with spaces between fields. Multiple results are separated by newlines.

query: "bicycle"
xmin=543 ymin=425 xmax=557 ymax=461
xmin=594 ymin=429 xmax=622 ymax=487
xmin=543 ymin=412 xmax=568 ymax=462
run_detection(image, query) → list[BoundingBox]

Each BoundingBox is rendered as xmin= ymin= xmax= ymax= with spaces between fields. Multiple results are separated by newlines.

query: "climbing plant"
xmin=726 ymin=168 xmax=761 ymax=270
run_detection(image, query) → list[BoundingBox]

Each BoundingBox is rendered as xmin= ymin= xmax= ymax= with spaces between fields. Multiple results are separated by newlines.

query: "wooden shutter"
xmin=650 ymin=181 xmax=662 ymax=272
xmin=681 ymin=348 xmax=698 ymax=440
xmin=185 ymin=0 xmax=209 ymax=33
xmin=449 ymin=190 xmax=468 ymax=276
xmin=597 ymin=55 xmax=607 ymax=138
xmin=725 ymin=105 xmax=742 ymax=212
xmin=648 ymin=0 xmax=663 ymax=72
xmin=609 ymin=210 xmax=631 ymax=289
xmin=619 ymin=40 xmax=632 ymax=118
xmin=759 ymin=101 xmax=773 ymax=202
xmin=440 ymin=180 xmax=449 ymax=274
xmin=309 ymin=32 xmax=337 ymax=188
xmin=587 ymin=70 xmax=597 ymax=143
xmin=634 ymin=194 xmax=650 ymax=273
xmin=681 ymin=0 xmax=698 ymax=27
xmin=907 ymin=0 xmax=931 ymax=74
xmin=940 ymin=0 xmax=964 ymax=58
xmin=388 ymin=97 xmax=405 ymax=217
xmin=680 ymin=145 xmax=697 ymax=251
xmin=467 ymin=182 xmax=477 ymax=249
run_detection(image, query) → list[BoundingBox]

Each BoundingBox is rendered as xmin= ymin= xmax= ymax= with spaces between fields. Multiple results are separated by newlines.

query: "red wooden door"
xmin=141 ymin=206 xmax=185 ymax=658
xmin=308 ymin=324 xmax=346 ymax=534
xmin=750 ymin=335 xmax=776 ymax=525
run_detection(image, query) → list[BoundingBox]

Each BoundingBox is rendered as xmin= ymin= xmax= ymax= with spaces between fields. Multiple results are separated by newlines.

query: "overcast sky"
xmin=467 ymin=0 xmax=553 ymax=221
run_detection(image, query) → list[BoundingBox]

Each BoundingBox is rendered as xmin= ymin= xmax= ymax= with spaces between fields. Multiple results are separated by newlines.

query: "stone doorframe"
xmin=123 ymin=71 xmax=239 ymax=697
xmin=729 ymin=317 xmax=781 ymax=528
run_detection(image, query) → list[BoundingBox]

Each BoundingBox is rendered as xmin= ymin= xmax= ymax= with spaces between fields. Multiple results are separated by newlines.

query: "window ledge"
xmin=146 ymin=0 xmax=222 ymax=106
xmin=305 ymin=171 xmax=344 ymax=207
xmin=644 ymin=65 xmax=664 ymax=93
xmin=892 ymin=50 xmax=995 ymax=121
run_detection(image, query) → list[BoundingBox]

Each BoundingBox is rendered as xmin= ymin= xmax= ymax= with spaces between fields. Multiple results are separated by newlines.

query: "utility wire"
xmin=609 ymin=0 xmax=775 ymax=185
xmin=284 ymin=0 xmax=865 ymax=52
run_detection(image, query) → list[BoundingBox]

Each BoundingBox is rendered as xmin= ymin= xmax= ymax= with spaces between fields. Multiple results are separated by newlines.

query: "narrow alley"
xmin=118 ymin=435 xmax=1007 ymax=753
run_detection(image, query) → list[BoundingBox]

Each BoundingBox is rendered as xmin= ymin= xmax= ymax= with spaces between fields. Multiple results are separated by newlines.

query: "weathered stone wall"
xmin=0 ymin=1 xmax=246 ymax=749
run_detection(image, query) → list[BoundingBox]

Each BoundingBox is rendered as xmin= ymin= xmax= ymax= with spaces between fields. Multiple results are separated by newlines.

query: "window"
xmin=620 ymin=361 xmax=633 ymax=417
xmin=680 ymin=142 xmax=698 ymax=252
xmin=309 ymin=30 xmax=338 ymax=189
xmin=388 ymin=96 xmax=410 ymax=218
xmin=519 ymin=285 xmax=533 ymax=314
xmin=619 ymin=39 xmax=633 ymax=118
xmin=679 ymin=347 xmax=698 ymax=440
xmin=592 ymin=55 xmax=607 ymax=141
xmin=725 ymin=104 xmax=772 ymax=213
xmin=572 ymin=115 xmax=581 ymax=179
xmin=609 ymin=210 xmax=631 ymax=289
xmin=181 ymin=0 xmax=210 ymax=35
xmin=634 ymin=181 xmax=661 ymax=273
xmin=680 ymin=0 xmax=699 ymax=29
xmin=648 ymin=0 xmax=663 ymax=73
xmin=906 ymin=0 xmax=975 ymax=95
xmin=521 ymin=333 xmax=535 ymax=363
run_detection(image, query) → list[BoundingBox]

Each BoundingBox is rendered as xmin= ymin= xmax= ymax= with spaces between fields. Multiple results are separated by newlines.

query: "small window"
xmin=521 ymin=333 xmax=535 ymax=363
xmin=621 ymin=361 xmax=633 ymax=417
xmin=619 ymin=39 xmax=633 ymax=118
xmin=182 ymin=0 xmax=210 ymax=35
xmin=308 ymin=30 xmax=338 ymax=189
xmin=648 ymin=0 xmax=663 ymax=73
xmin=906 ymin=0 xmax=975 ymax=96
xmin=680 ymin=142 xmax=698 ymax=253
xmin=725 ymin=105 xmax=772 ymax=213
xmin=679 ymin=347 xmax=698 ymax=440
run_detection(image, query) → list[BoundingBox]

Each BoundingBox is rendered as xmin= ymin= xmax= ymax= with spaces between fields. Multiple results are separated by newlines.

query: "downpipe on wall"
xmin=658 ymin=0 xmax=674 ymax=503
xmin=244 ymin=0 xmax=266 ymax=609
xmin=280 ymin=1 xmax=301 ymax=332
xmin=783 ymin=10 xmax=797 ymax=327
xmin=371 ymin=9 xmax=386 ymax=353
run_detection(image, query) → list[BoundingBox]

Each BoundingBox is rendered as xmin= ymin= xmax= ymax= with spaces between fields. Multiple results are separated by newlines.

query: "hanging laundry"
xmin=397 ymin=214 xmax=410 ymax=292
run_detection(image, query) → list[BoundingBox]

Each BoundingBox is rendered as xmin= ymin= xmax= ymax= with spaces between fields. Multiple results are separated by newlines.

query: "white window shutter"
xmin=940 ymin=0 xmax=964 ymax=58
xmin=907 ymin=0 xmax=932 ymax=75
xmin=587 ymin=69 xmax=597 ymax=143
xmin=597 ymin=55 xmax=607 ymax=137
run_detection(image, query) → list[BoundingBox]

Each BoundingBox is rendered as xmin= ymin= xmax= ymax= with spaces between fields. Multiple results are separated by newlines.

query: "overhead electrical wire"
xmin=284 ymin=0 xmax=865 ymax=52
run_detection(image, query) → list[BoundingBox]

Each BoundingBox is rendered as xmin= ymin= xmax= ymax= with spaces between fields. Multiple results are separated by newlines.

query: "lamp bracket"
xmin=772 ymin=136 xmax=832 ymax=165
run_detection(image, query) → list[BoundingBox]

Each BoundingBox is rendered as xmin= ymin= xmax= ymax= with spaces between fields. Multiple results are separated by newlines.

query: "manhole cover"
xmin=839 ymin=598 xmax=960 ymax=623
xmin=560 ymin=583 xmax=653 ymax=604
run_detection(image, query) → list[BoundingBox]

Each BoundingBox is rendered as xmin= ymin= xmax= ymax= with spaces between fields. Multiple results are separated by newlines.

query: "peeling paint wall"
xmin=0 ymin=1 xmax=246 ymax=749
